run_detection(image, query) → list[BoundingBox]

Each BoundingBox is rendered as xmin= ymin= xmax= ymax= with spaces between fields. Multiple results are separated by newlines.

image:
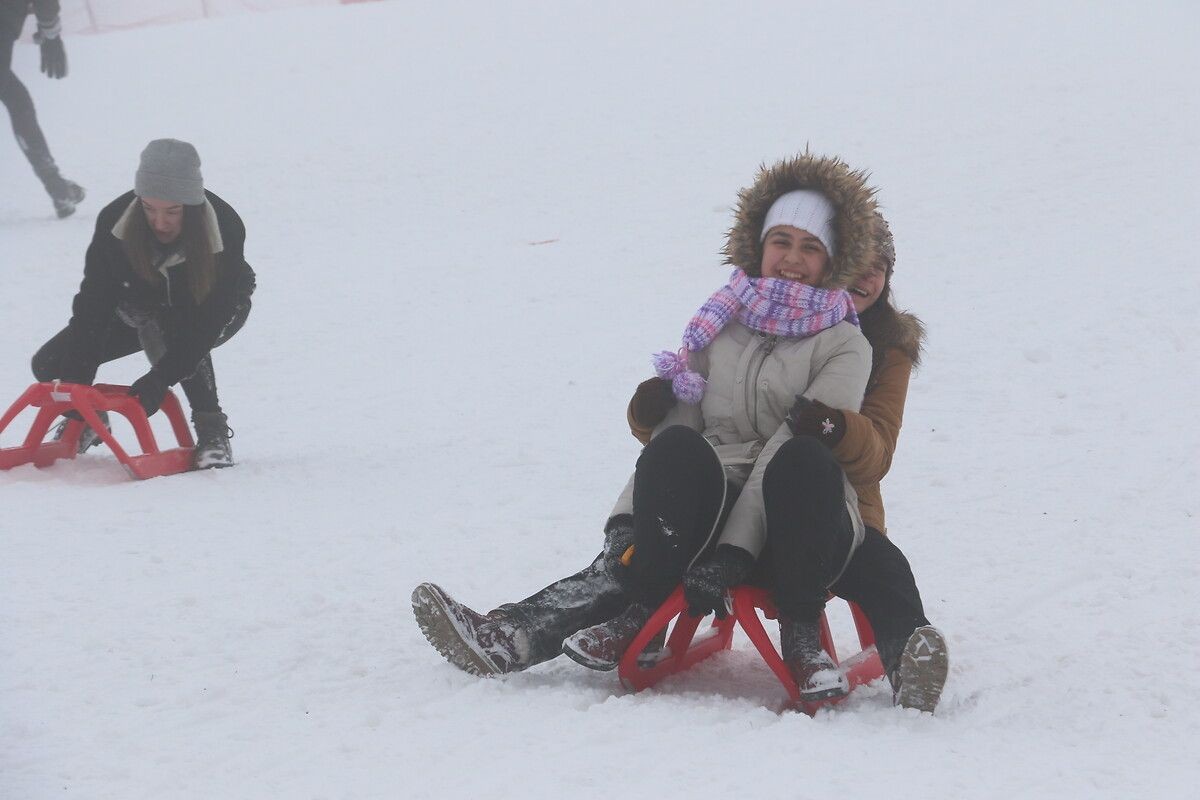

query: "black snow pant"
xmin=628 ymin=425 xmax=736 ymax=607
xmin=829 ymin=528 xmax=930 ymax=675
xmin=1 ymin=37 xmax=63 ymax=195
xmin=491 ymin=552 xmax=629 ymax=669
xmin=628 ymin=426 xmax=930 ymax=673
xmin=31 ymin=305 xmax=249 ymax=415
xmin=762 ymin=434 xmax=931 ymax=672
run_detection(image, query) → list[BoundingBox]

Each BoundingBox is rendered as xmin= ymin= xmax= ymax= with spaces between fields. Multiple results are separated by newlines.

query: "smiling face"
xmin=139 ymin=196 xmax=185 ymax=244
xmin=759 ymin=225 xmax=831 ymax=286
xmin=849 ymin=262 xmax=887 ymax=313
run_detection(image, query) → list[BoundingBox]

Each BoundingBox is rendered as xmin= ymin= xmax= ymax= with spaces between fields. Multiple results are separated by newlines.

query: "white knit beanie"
xmin=759 ymin=189 xmax=836 ymax=256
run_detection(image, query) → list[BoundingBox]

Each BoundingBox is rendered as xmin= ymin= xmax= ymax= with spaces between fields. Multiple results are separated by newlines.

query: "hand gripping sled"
xmin=617 ymin=585 xmax=885 ymax=714
xmin=0 ymin=381 xmax=195 ymax=480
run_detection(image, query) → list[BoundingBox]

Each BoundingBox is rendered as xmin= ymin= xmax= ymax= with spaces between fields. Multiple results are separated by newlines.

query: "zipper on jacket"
xmin=745 ymin=333 xmax=776 ymax=438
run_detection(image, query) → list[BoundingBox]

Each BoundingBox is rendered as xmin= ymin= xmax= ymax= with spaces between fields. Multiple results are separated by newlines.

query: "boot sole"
xmin=799 ymin=683 xmax=850 ymax=703
xmin=896 ymin=625 xmax=949 ymax=713
xmin=411 ymin=583 xmax=501 ymax=677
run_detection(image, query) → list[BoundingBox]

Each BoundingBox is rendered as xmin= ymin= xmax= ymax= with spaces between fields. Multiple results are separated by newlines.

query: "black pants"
xmin=31 ymin=306 xmax=248 ymax=415
xmin=830 ymin=527 xmax=930 ymax=673
xmin=1 ymin=37 xmax=61 ymax=193
xmin=630 ymin=426 xmax=929 ymax=669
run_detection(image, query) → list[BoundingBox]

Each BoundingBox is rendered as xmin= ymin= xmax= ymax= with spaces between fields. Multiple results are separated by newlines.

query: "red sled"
xmin=618 ymin=585 xmax=885 ymax=714
xmin=0 ymin=381 xmax=195 ymax=480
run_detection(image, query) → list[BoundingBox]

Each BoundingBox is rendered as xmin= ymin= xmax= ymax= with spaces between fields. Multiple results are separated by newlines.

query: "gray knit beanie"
xmin=135 ymin=139 xmax=204 ymax=205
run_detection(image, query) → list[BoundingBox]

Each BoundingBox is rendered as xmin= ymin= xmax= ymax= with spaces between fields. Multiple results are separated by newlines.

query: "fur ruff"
xmin=724 ymin=153 xmax=879 ymax=289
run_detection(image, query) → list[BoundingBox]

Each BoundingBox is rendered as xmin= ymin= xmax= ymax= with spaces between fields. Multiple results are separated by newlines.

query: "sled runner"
xmin=618 ymin=585 xmax=885 ymax=714
xmin=0 ymin=381 xmax=195 ymax=480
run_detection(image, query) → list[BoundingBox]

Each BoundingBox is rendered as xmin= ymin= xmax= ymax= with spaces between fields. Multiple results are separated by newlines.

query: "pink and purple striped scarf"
xmin=653 ymin=268 xmax=858 ymax=403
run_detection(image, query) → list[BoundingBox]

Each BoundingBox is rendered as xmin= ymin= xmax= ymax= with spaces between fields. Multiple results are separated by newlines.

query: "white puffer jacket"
xmin=610 ymin=318 xmax=871 ymax=561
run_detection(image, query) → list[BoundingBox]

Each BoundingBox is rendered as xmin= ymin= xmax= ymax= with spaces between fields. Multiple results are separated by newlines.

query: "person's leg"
xmin=1 ymin=38 xmax=81 ymax=215
xmin=31 ymin=322 xmax=142 ymax=383
xmin=412 ymin=553 xmax=629 ymax=676
xmin=175 ymin=296 xmax=252 ymax=415
xmin=831 ymin=528 xmax=948 ymax=712
xmin=562 ymin=425 xmax=730 ymax=670
xmin=762 ymin=436 xmax=855 ymax=621
xmin=629 ymin=425 xmax=729 ymax=606
xmin=830 ymin=528 xmax=928 ymax=673
xmin=31 ymin=321 xmax=141 ymax=452
xmin=762 ymin=435 xmax=857 ymax=700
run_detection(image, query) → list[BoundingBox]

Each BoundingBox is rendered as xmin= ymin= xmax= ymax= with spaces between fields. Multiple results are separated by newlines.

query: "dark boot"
xmin=192 ymin=411 xmax=233 ymax=469
xmin=561 ymin=602 xmax=653 ymax=671
xmin=411 ymin=583 xmax=527 ymax=676
xmin=489 ymin=554 xmax=629 ymax=669
xmin=890 ymin=625 xmax=949 ymax=713
xmin=47 ymin=178 xmax=85 ymax=219
xmin=780 ymin=616 xmax=848 ymax=702
xmin=50 ymin=410 xmax=109 ymax=454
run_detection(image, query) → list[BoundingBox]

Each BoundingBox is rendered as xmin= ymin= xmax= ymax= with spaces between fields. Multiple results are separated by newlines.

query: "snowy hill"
xmin=2 ymin=2 xmax=1198 ymax=798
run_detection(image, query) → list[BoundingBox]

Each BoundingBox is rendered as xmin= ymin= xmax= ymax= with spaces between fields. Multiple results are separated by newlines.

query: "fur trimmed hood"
xmin=724 ymin=154 xmax=879 ymax=289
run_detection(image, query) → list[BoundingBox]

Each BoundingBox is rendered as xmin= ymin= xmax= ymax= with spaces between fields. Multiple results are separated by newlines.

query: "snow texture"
xmin=2 ymin=2 xmax=1198 ymax=798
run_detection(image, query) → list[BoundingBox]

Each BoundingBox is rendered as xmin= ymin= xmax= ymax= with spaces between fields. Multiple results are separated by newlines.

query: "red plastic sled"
xmin=618 ymin=585 xmax=885 ymax=714
xmin=0 ymin=381 xmax=195 ymax=480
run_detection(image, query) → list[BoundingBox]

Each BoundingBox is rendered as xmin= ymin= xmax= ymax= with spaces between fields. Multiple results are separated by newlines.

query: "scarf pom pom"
xmin=672 ymin=370 xmax=706 ymax=404
xmin=652 ymin=350 xmax=687 ymax=380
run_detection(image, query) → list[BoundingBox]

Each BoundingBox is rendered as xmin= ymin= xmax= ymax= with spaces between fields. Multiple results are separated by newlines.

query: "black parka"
xmin=59 ymin=190 xmax=256 ymax=386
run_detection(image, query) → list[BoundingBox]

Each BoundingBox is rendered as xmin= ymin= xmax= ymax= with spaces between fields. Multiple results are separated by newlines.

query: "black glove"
xmin=629 ymin=377 xmax=676 ymax=430
xmin=785 ymin=395 xmax=846 ymax=447
xmin=128 ymin=371 xmax=169 ymax=416
xmin=602 ymin=515 xmax=636 ymax=581
xmin=35 ymin=19 xmax=67 ymax=79
xmin=681 ymin=544 xmax=756 ymax=619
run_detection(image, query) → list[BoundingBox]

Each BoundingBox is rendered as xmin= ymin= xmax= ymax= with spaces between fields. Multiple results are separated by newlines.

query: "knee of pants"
xmin=636 ymin=424 xmax=709 ymax=471
xmin=31 ymin=346 xmax=57 ymax=382
xmin=763 ymin=435 xmax=844 ymax=500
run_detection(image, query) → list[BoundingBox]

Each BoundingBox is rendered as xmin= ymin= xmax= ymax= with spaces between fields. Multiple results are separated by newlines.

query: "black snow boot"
xmin=888 ymin=625 xmax=949 ymax=713
xmin=780 ymin=616 xmax=848 ymax=702
xmin=561 ymin=602 xmax=653 ymax=671
xmin=50 ymin=410 xmax=109 ymax=454
xmin=489 ymin=554 xmax=630 ymax=669
xmin=192 ymin=411 xmax=233 ymax=469
xmin=48 ymin=178 xmax=85 ymax=219
xmin=412 ymin=582 xmax=530 ymax=676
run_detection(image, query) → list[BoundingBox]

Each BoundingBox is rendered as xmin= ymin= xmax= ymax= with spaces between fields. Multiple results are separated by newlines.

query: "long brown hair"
xmin=858 ymin=212 xmax=925 ymax=384
xmin=122 ymin=202 xmax=217 ymax=303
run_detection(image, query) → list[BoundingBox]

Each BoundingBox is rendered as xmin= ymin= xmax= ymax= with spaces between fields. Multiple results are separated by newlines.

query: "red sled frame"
xmin=618 ymin=585 xmax=885 ymax=714
xmin=0 ymin=381 xmax=195 ymax=480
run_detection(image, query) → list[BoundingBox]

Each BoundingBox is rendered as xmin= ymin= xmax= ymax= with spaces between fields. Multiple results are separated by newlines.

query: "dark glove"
xmin=35 ymin=19 xmax=67 ymax=79
xmin=128 ymin=371 xmax=169 ymax=416
xmin=785 ymin=395 xmax=846 ymax=447
xmin=602 ymin=515 xmax=636 ymax=581
xmin=681 ymin=544 xmax=755 ymax=619
xmin=629 ymin=377 xmax=676 ymax=430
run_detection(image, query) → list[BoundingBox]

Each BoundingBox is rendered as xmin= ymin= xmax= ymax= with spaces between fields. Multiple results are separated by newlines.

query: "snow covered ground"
xmin=2 ymin=2 xmax=1198 ymax=798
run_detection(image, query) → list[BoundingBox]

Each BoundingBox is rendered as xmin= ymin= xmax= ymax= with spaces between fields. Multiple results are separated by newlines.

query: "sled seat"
xmin=0 ymin=381 xmax=195 ymax=480
xmin=617 ymin=584 xmax=885 ymax=714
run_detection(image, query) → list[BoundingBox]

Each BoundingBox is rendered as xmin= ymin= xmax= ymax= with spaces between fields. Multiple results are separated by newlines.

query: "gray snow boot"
xmin=411 ymin=582 xmax=528 ymax=676
xmin=780 ymin=616 xmax=849 ymax=702
xmin=192 ymin=411 xmax=233 ymax=469
xmin=561 ymin=602 xmax=653 ymax=671
xmin=891 ymin=625 xmax=949 ymax=713
xmin=50 ymin=410 xmax=109 ymax=454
